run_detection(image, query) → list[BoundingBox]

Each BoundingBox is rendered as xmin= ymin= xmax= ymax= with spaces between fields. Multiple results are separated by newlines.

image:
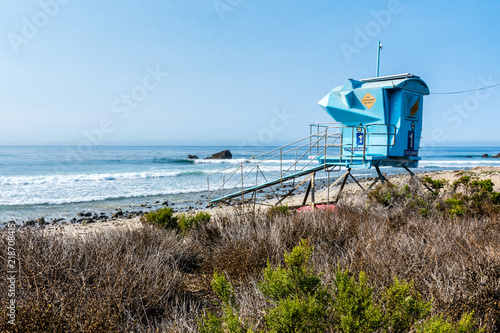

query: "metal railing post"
xmin=207 ymin=176 xmax=210 ymax=204
xmin=316 ymin=124 xmax=320 ymax=155
xmin=241 ymin=165 xmax=244 ymax=204
xmin=363 ymin=126 xmax=367 ymax=163
xmin=340 ymin=127 xmax=344 ymax=163
xmin=280 ymin=148 xmax=283 ymax=184
xmin=295 ymin=148 xmax=298 ymax=174
xmin=351 ymin=126 xmax=354 ymax=164
xmin=324 ymin=128 xmax=328 ymax=166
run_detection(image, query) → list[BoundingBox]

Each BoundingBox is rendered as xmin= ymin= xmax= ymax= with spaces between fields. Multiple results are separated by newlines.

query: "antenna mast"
xmin=376 ymin=41 xmax=383 ymax=77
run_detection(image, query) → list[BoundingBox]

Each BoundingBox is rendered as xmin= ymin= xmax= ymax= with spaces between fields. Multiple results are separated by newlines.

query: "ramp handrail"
xmin=207 ymin=124 xmax=344 ymax=203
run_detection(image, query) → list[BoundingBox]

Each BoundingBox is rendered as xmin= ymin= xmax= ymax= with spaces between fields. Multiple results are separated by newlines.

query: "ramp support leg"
xmin=302 ymin=173 xmax=316 ymax=206
xmin=311 ymin=173 xmax=316 ymax=208
xmin=276 ymin=173 xmax=314 ymax=206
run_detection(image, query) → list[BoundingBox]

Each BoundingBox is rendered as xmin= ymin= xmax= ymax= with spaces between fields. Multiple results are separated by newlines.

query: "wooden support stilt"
xmin=276 ymin=173 xmax=314 ymax=206
xmin=310 ymin=173 xmax=316 ymax=208
xmin=302 ymin=173 xmax=316 ymax=206
xmin=321 ymin=169 xmax=351 ymax=196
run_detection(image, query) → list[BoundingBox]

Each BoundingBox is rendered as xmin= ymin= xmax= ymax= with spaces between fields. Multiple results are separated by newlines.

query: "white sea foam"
xmin=0 ymin=181 xmax=210 ymax=206
xmin=195 ymin=158 xmax=311 ymax=165
xmin=0 ymin=170 xmax=207 ymax=186
xmin=419 ymin=160 xmax=500 ymax=166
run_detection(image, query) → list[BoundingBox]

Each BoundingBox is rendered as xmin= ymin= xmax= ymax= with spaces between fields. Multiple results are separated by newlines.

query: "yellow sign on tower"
xmin=361 ymin=93 xmax=376 ymax=109
xmin=410 ymin=100 xmax=419 ymax=117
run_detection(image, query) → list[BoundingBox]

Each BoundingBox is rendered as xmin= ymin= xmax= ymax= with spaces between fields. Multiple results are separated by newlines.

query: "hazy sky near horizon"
xmin=1 ymin=0 xmax=499 ymax=147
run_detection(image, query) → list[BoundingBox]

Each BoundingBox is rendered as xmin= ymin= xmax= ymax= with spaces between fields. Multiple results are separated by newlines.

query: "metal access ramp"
xmin=207 ymin=123 xmax=394 ymax=204
xmin=209 ymin=163 xmax=335 ymax=203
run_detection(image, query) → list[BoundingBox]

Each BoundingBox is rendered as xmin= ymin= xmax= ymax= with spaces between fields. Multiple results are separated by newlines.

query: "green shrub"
xmin=491 ymin=191 xmax=500 ymax=204
xmin=268 ymin=204 xmax=291 ymax=219
xmin=259 ymin=239 xmax=323 ymax=300
xmin=416 ymin=312 xmax=484 ymax=333
xmin=368 ymin=183 xmax=400 ymax=206
xmin=198 ymin=241 xmax=484 ymax=333
xmin=198 ymin=312 xmax=224 ymax=333
xmin=443 ymin=196 xmax=467 ymax=218
xmin=382 ymin=277 xmax=432 ymax=332
xmin=142 ymin=207 xmax=178 ymax=230
xmin=448 ymin=177 xmax=500 ymax=216
xmin=470 ymin=179 xmax=494 ymax=193
xmin=332 ymin=267 xmax=383 ymax=333
xmin=143 ymin=208 xmax=211 ymax=234
xmin=275 ymin=204 xmax=290 ymax=214
xmin=453 ymin=175 xmax=471 ymax=188
xmin=264 ymin=296 xmax=329 ymax=333
xmin=368 ymin=176 xmax=499 ymax=218
xmin=422 ymin=176 xmax=447 ymax=190
xmin=178 ymin=212 xmax=211 ymax=233
xmin=198 ymin=271 xmax=250 ymax=333
xmin=259 ymin=239 xmax=330 ymax=333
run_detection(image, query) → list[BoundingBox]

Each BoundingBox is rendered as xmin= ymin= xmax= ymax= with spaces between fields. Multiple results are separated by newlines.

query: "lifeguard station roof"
xmin=331 ymin=73 xmax=430 ymax=95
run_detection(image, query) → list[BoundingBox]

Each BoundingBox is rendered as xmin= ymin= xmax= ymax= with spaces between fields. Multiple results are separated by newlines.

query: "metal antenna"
xmin=376 ymin=41 xmax=383 ymax=77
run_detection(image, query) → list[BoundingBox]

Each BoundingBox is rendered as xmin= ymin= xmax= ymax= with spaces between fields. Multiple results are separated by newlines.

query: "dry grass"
xmin=1 ymin=198 xmax=499 ymax=332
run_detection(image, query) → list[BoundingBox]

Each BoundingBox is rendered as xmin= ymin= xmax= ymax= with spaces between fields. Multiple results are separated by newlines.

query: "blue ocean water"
xmin=1 ymin=145 xmax=499 ymax=222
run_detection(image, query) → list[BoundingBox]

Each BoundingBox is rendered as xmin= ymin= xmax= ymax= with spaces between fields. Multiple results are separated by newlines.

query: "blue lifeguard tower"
xmin=208 ymin=73 xmax=431 ymax=205
xmin=317 ymin=73 xmax=429 ymax=169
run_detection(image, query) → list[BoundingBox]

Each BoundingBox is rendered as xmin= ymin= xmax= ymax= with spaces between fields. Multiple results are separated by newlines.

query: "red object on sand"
xmin=297 ymin=205 xmax=337 ymax=212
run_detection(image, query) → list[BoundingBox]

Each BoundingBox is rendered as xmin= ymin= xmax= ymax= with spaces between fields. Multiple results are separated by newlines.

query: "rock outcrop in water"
xmin=482 ymin=153 xmax=500 ymax=158
xmin=205 ymin=150 xmax=232 ymax=159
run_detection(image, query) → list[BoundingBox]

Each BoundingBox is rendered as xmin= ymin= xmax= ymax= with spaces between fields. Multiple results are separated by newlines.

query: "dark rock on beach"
xmin=482 ymin=154 xmax=489 ymax=158
xmin=112 ymin=211 xmax=124 ymax=218
xmin=187 ymin=155 xmax=199 ymax=159
xmin=77 ymin=212 xmax=92 ymax=217
xmin=206 ymin=150 xmax=232 ymax=160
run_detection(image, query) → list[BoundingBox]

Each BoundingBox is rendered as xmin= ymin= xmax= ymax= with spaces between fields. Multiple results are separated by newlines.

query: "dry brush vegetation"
xmin=1 ymin=177 xmax=499 ymax=332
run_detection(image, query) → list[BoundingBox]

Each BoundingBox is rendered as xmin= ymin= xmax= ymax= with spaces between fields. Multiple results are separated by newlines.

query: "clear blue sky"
xmin=1 ymin=0 xmax=499 ymax=147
